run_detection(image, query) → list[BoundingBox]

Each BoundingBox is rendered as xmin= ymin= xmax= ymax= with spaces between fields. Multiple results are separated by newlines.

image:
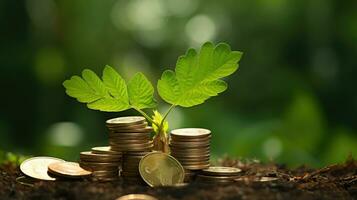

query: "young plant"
xmin=63 ymin=42 xmax=243 ymax=152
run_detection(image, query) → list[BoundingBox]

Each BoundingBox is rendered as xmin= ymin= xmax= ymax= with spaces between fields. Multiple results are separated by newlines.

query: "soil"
xmin=0 ymin=157 xmax=356 ymax=200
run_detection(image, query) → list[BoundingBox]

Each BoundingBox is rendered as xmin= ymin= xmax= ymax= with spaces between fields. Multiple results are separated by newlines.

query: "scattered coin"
xmin=48 ymin=161 xmax=92 ymax=178
xmin=201 ymin=166 xmax=242 ymax=176
xmin=196 ymin=166 xmax=242 ymax=184
xmin=20 ymin=157 xmax=64 ymax=181
xmin=116 ymin=194 xmax=158 ymax=200
xmin=139 ymin=152 xmax=185 ymax=187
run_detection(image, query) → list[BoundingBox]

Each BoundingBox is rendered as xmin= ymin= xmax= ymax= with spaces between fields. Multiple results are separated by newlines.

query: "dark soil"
xmin=0 ymin=158 xmax=356 ymax=200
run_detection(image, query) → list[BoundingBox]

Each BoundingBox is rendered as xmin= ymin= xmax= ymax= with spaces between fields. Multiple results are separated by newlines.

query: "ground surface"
xmin=0 ymin=158 xmax=356 ymax=200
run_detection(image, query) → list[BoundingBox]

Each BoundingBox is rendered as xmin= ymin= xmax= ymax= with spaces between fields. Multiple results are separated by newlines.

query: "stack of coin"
xmin=106 ymin=116 xmax=153 ymax=152
xmin=170 ymin=128 xmax=211 ymax=170
xmin=121 ymin=151 xmax=151 ymax=184
xmin=79 ymin=149 xmax=122 ymax=181
xmin=196 ymin=166 xmax=241 ymax=184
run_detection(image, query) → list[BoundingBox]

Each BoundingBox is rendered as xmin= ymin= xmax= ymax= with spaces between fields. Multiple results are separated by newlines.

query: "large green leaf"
xmin=157 ymin=42 xmax=242 ymax=107
xmin=63 ymin=67 xmax=130 ymax=112
xmin=128 ymin=72 xmax=157 ymax=109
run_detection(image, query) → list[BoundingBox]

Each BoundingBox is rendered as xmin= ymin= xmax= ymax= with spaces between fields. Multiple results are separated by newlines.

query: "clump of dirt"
xmin=0 ymin=158 xmax=356 ymax=200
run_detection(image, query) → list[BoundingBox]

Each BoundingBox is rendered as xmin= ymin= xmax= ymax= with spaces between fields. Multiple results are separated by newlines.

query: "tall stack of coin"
xmin=106 ymin=116 xmax=153 ymax=152
xmin=79 ymin=149 xmax=122 ymax=181
xmin=121 ymin=151 xmax=150 ymax=184
xmin=105 ymin=116 xmax=154 ymax=184
xmin=196 ymin=166 xmax=241 ymax=184
xmin=170 ymin=128 xmax=211 ymax=171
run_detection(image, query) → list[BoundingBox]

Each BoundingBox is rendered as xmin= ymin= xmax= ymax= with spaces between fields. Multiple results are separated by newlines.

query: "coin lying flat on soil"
xmin=139 ymin=152 xmax=185 ymax=187
xmin=20 ymin=157 xmax=65 ymax=181
xmin=116 ymin=194 xmax=158 ymax=200
xmin=48 ymin=161 xmax=92 ymax=178
xmin=201 ymin=166 xmax=242 ymax=176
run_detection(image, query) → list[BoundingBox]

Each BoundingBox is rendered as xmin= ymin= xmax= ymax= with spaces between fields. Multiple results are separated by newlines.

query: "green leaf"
xmin=128 ymin=73 xmax=157 ymax=109
xmin=158 ymin=42 xmax=242 ymax=107
xmin=63 ymin=67 xmax=131 ymax=112
xmin=63 ymin=76 xmax=101 ymax=103
xmin=102 ymin=65 xmax=129 ymax=106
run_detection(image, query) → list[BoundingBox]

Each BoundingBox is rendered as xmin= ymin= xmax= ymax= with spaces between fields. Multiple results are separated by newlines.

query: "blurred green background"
xmin=1 ymin=0 xmax=356 ymax=167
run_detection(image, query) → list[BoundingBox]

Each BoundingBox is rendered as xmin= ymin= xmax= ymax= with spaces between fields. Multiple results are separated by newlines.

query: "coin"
xmin=91 ymin=146 xmax=122 ymax=155
xmin=20 ymin=157 xmax=64 ymax=181
xmin=116 ymin=194 xmax=157 ymax=200
xmin=170 ymin=135 xmax=211 ymax=142
xmin=92 ymin=170 xmax=119 ymax=177
xmin=48 ymin=161 xmax=92 ymax=178
xmin=79 ymin=161 xmax=120 ymax=171
xmin=106 ymin=116 xmax=146 ymax=126
xmin=170 ymin=128 xmax=211 ymax=138
xmin=109 ymin=127 xmax=153 ymax=133
xmin=182 ymin=164 xmax=210 ymax=170
xmin=139 ymin=152 xmax=185 ymax=187
xmin=80 ymin=151 xmax=121 ymax=162
xmin=201 ymin=166 xmax=242 ymax=176
xmin=106 ymin=122 xmax=148 ymax=129
xmin=197 ymin=174 xmax=238 ymax=181
xmin=109 ymin=134 xmax=150 ymax=140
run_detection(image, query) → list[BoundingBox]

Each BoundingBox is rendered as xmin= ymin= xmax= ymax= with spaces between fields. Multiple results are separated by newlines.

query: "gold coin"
xmin=170 ymin=142 xmax=210 ymax=148
xmin=109 ymin=134 xmax=150 ymax=140
xmin=179 ymin=161 xmax=210 ymax=166
xmin=201 ymin=166 xmax=241 ymax=176
xmin=182 ymin=164 xmax=210 ymax=170
xmin=139 ymin=152 xmax=185 ymax=187
xmin=197 ymin=174 xmax=238 ymax=180
xmin=115 ymin=194 xmax=157 ymax=200
xmin=171 ymin=152 xmax=210 ymax=159
xmin=109 ymin=139 xmax=151 ymax=144
xmin=91 ymin=146 xmax=122 ymax=155
xmin=106 ymin=122 xmax=148 ymax=129
xmin=79 ymin=161 xmax=120 ymax=171
xmin=48 ymin=161 xmax=92 ymax=178
xmin=106 ymin=116 xmax=146 ymax=126
xmin=20 ymin=157 xmax=64 ymax=181
xmin=80 ymin=151 xmax=121 ymax=162
xmin=170 ymin=128 xmax=211 ymax=138
xmin=169 ymin=145 xmax=210 ymax=150
xmin=92 ymin=170 xmax=119 ymax=177
xmin=109 ymin=127 xmax=153 ymax=133
xmin=170 ymin=135 xmax=211 ymax=142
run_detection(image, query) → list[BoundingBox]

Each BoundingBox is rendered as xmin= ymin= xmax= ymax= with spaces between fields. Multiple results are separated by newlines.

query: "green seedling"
xmin=63 ymin=42 xmax=243 ymax=152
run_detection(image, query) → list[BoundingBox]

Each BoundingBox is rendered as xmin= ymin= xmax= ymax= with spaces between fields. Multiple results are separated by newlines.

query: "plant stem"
xmin=157 ymin=104 xmax=176 ymax=133
xmin=133 ymin=107 xmax=159 ymax=127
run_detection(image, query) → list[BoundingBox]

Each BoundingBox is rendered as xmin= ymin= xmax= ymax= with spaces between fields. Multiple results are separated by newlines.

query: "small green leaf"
xmin=157 ymin=42 xmax=242 ymax=107
xmin=128 ymin=73 xmax=157 ymax=109
xmin=63 ymin=67 xmax=131 ymax=112
xmin=82 ymin=69 xmax=108 ymax=97
xmin=63 ymin=76 xmax=100 ymax=103
xmin=102 ymin=65 xmax=129 ymax=106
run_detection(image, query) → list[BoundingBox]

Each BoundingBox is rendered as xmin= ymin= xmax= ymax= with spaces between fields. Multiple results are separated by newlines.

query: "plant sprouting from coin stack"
xmin=63 ymin=42 xmax=243 ymax=153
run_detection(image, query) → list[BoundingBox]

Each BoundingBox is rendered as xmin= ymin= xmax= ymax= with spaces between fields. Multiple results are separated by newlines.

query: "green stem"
xmin=133 ymin=107 xmax=159 ymax=127
xmin=157 ymin=104 xmax=176 ymax=134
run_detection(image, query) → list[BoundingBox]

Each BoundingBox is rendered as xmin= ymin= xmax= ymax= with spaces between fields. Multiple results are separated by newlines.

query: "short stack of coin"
xmin=196 ymin=166 xmax=241 ymax=184
xmin=79 ymin=149 xmax=122 ymax=181
xmin=106 ymin=116 xmax=153 ymax=152
xmin=170 ymin=128 xmax=211 ymax=170
xmin=122 ymin=151 xmax=151 ymax=184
